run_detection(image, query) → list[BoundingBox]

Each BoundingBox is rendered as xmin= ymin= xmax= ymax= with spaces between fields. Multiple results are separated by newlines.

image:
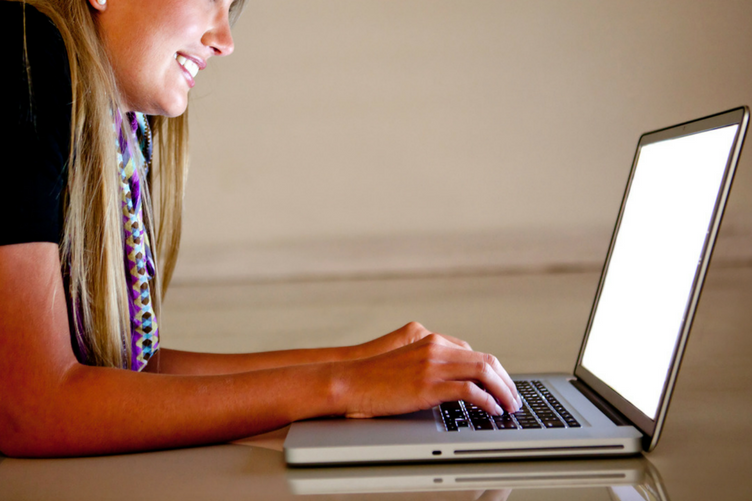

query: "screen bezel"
xmin=573 ymin=107 xmax=749 ymax=451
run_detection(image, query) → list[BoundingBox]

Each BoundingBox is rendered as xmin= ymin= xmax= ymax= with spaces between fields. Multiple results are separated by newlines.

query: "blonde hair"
xmin=16 ymin=0 xmax=244 ymax=368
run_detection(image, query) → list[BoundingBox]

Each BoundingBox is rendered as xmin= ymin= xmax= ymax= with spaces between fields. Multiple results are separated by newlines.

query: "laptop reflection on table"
xmin=286 ymin=456 xmax=668 ymax=501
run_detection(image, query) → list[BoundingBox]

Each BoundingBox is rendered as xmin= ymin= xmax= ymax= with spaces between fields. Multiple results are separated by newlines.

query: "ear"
xmin=88 ymin=0 xmax=107 ymax=12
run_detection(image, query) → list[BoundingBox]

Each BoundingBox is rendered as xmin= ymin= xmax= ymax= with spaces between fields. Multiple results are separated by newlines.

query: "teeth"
xmin=175 ymin=54 xmax=199 ymax=79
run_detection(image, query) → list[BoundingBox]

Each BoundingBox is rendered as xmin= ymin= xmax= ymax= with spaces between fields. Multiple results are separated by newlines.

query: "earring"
xmin=96 ymin=0 xmax=106 ymax=5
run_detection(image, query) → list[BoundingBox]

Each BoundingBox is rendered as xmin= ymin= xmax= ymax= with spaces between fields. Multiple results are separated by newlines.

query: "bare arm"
xmin=0 ymin=243 xmax=343 ymax=456
xmin=145 ymin=323 xmax=475 ymax=375
xmin=0 ymin=243 xmax=520 ymax=458
xmin=144 ymin=346 xmax=357 ymax=375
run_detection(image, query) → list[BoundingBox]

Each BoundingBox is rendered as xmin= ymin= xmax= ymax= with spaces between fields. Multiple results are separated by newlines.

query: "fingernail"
xmin=495 ymin=404 xmax=503 ymax=415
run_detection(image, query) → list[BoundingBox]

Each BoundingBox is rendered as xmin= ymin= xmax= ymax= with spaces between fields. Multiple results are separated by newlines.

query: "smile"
xmin=175 ymin=54 xmax=200 ymax=79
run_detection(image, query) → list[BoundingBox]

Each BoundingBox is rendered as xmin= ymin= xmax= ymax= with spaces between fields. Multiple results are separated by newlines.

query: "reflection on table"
xmin=0 ymin=441 xmax=667 ymax=501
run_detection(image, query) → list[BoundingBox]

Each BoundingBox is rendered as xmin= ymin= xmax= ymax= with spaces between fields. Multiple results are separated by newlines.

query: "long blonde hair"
xmin=16 ymin=0 xmax=244 ymax=368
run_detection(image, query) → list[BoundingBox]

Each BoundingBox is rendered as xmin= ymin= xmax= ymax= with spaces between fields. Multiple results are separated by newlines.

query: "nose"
xmin=203 ymin=17 xmax=234 ymax=57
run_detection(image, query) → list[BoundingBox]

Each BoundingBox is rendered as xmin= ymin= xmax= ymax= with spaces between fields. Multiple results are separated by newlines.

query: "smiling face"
xmin=91 ymin=0 xmax=236 ymax=117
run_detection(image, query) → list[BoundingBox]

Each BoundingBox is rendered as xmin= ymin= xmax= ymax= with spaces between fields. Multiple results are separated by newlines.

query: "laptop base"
xmin=284 ymin=374 xmax=643 ymax=466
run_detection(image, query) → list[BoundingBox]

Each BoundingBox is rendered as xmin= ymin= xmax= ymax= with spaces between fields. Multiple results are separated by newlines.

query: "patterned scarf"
xmin=115 ymin=111 xmax=159 ymax=371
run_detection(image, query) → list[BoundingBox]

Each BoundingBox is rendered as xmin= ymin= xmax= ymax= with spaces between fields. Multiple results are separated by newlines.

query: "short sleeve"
xmin=0 ymin=3 xmax=72 ymax=246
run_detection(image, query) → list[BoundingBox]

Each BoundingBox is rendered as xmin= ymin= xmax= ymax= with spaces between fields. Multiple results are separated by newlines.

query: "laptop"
xmin=284 ymin=107 xmax=750 ymax=465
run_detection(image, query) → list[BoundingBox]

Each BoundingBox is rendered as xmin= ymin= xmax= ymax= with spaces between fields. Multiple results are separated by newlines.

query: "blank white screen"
xmin=581 ymin=125 xmax=738 ymax=419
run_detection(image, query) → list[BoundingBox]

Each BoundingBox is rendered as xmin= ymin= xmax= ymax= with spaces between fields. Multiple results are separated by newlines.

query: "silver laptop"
xmin=284 ymin=107 xmax=749 ymax=465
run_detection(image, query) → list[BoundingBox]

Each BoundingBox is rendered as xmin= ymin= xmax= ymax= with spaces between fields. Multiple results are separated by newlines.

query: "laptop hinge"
xmin=569 ymin=379 xmax=632 ymax=426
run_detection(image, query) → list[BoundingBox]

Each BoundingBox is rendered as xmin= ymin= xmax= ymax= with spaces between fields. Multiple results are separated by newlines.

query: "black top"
xmin=0 ymin=2 xmax=72 ymax=246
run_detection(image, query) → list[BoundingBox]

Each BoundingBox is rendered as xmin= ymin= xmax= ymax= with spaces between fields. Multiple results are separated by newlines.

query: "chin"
xmin=145 ymin=92 xmax=189 ymax=118
xmin=159 ymin=100 xmax=189 ymax=118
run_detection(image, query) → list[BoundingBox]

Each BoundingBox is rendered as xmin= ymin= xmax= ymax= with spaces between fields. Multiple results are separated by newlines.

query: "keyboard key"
xmin=543 ymin=421 xmax=566 ymax=428
xmin=513 ymin=415 xmax=534 ymax=422
xmin=472 ymin=420 xmax=494 ymax=430
xmin=518 ymin=421 xmax=542 ymax=429
xmin=441 ymin=402 xmax=463 ymax=411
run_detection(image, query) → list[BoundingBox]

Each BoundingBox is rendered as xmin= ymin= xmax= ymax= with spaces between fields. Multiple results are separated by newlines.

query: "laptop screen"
xmin=580 ymin=124 xmax=739 ymax=420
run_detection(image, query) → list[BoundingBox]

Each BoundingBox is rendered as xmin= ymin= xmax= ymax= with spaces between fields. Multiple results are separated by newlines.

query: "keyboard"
xmin=439 ymin=380 xmax=581 ymax=432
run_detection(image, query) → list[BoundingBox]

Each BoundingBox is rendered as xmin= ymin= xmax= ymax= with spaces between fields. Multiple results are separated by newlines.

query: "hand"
xmin=333 ymin=332 xmax=522 ymax=418
xmin=351 ymin=322 xmax=474 ymax=359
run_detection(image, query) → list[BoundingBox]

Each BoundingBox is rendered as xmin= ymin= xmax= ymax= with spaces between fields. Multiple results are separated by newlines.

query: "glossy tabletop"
xmin=1 ymin=265 xmax=750 ymax=500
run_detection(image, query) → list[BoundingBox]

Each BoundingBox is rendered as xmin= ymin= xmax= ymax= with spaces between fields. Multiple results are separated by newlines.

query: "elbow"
xmin=0 ymin=365 xmax=83 ymax=458
xmin=0 ymin=407 xmax=86 ymax=459
xmin=0 ymin=410 xmax=40 ymax=458
xmin=0 ymin=412 xmax=20 ymax=457
xmin=0 ymin=407 xmax=62 ymax=458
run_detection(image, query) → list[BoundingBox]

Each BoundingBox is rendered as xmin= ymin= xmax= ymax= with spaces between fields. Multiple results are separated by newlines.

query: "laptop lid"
xmin=573 ymin=107 xmax=749 ymax=451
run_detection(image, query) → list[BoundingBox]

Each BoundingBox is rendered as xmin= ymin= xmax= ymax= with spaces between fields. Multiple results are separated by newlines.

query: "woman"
xmin=0 ymin=0 xmax=521 ymax=458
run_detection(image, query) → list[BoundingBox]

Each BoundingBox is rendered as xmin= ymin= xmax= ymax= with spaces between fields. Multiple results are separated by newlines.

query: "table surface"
xmin=1 ymin=264 xmax=750 ymax=500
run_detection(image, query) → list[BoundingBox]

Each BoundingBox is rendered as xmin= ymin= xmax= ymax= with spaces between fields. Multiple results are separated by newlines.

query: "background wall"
xmin=172 ymin=0 xmax=752 ymax=284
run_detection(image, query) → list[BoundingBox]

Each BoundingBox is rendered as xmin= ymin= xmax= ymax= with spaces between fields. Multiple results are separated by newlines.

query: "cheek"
xmin=123 ymin=45 xmax=163 ymax=91
xmin=113 ymin=44 xmax=171 ymax=112
xmin=162 ymin=8 xmax=206 ymax=46
xmin=148 ymin=22 xmax=204 ymax=71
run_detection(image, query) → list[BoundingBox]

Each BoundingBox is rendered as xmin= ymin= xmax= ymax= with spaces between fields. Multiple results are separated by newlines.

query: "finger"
xmin=436 ymin=360 xmax=519 ymax=413
xmin=437 ymin=381 xmax=504 ymax=416
xmin=411 ymin=341 xmax=520 ymax=411
xmin=482 ymin=353 xmax=522 ymax=408
xmin=439 ymin=345 xmax=520 ymax=411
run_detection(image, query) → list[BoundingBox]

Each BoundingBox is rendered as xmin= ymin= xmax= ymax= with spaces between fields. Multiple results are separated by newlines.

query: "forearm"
xmin=147 ymin=320 xmax=472 ymax=376
xmin=146 ymin=345 xmax=363 ymax=375
xmin=3 ymin=361 xmax=341 ymax=458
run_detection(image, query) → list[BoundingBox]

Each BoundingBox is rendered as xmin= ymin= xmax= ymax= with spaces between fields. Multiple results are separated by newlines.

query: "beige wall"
xmin=174 ymin=0 xmax=752 ymax=282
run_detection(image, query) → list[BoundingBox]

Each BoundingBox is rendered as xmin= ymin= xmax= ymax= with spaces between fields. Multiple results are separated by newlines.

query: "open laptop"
xmin=284 ymin=107 xmax=749 ymax=465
